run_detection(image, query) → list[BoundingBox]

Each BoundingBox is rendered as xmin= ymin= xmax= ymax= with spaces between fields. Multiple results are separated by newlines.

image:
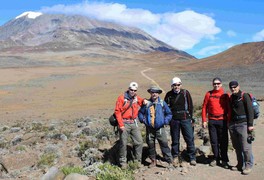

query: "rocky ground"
xmin=0 ymin=101 xmax=263 ymax=179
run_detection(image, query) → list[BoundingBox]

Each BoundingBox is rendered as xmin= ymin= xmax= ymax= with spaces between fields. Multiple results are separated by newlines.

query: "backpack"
xmin=109 ymin=98 xmax=132 ymax=127
xmin=241 ymin=92 xmax=260 ymax=119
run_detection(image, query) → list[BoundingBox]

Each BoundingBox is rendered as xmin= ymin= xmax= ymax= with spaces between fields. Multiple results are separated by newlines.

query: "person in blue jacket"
xmin=138 ymin=85 xmax=173 ymax=168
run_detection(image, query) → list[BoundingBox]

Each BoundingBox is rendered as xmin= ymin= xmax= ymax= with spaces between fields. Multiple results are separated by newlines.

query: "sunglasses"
xmin=172 ymin=84 xmax=181 ymax=87
xmin=230 ymin=86 xmax=237 ymax=89
xmin=129 ymin=89 xmax=137 ymax=92
xmin=213 ymin=82 xmax=221 ymax=85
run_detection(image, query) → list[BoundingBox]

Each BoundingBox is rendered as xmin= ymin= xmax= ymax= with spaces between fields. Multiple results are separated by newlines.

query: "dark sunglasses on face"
xmin=129 ymin=89 xmax=137 ymax=92
xmin=213 ymin=82 xmax=221 ymax=85
xmin=173 ymin=83 xmax=181 ymax=87
xmin=230 ymin=86 xmax=237 ymax=89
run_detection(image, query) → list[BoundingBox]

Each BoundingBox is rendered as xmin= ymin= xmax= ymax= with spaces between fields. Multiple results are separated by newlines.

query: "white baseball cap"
xmin=129 ymin=82 xmax=138 ymax=90
xmin=171 ymin=77 xmax=182 ymax=85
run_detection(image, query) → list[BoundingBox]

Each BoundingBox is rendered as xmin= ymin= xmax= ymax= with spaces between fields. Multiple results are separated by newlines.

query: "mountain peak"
xmin=15 ymin=11 xmax=42 ymax=19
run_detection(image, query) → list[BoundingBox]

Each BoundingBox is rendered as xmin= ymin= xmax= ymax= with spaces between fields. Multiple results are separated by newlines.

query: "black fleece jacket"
xmin=230 ymin=90 xmax=254 ymax=126
xmin=164 ymin=89 xmax=193 ymax=120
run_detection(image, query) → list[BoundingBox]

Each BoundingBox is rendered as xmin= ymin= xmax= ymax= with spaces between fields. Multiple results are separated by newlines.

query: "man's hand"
xmin=248 ymin=126 xmax=254 ymax=131
xmin=119 ymin=126 xmax=125 ymax=131
xmin=202 ymin=122 xmax=207 ymax=129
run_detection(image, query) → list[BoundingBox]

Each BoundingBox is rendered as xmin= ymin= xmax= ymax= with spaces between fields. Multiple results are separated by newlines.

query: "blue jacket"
xmin=138 ymin=97 xmax=172 ymax=129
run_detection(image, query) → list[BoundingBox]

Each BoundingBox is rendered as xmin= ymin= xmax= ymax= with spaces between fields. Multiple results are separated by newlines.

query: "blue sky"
xmin=0 ymin=0 xmax=263 ymax=58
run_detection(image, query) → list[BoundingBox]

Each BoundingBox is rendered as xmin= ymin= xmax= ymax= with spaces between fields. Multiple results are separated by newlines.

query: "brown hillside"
xmin=187 ymin=41 xmax=264 ymax=70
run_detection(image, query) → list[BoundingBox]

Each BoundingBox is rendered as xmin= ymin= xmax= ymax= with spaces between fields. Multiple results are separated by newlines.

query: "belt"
xmin=209 ymin=114 xmax=224 ymax=118
xmin=234 ymin=115 xmax=247 ymax=120
xmin=123 ymin=119 xmax=136 ymax=124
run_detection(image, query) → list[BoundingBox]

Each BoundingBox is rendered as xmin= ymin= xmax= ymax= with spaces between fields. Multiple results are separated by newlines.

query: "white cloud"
xmin=40 ymin=1 xmax=221 ymax=51
xmin=197 ymin=43 xmax=234 ymax=57
xmin=227 ymin=30 xmax=236 ymax=37
xmin=253 ymin=29 xmax=264 ymax=41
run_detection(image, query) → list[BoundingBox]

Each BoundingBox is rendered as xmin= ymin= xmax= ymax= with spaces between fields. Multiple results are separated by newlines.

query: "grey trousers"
xmin=146 ymin=126 xmax=173 ymax=163
xmin=119 ymin=122 xmax=143 ymax=165
xmin=229 ymin=122 xmax=254 ymax=169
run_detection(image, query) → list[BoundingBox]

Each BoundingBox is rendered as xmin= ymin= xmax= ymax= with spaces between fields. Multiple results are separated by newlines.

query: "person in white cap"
xmin=114 ymin=82 xmax=144 ymax=169
xmin=164 ymin=77 xmax=196 ymax=166
xmin=138 ymin=85 xmax=173 ymax=169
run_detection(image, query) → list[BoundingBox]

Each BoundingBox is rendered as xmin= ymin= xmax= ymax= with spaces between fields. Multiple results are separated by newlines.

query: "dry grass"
xmin=0 ymin=49 xmax=263 ymax=126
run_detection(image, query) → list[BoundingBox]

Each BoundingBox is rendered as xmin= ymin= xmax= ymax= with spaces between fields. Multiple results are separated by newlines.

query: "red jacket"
xmin=202 ymin=87 xmax=230 ymax=122
xmin=114 ymin=91 xmax=143 ymax=128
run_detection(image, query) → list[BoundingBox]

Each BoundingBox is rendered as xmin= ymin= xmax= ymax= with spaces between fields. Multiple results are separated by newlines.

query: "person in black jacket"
xmin=164 ymin=77 xmax=196 ymax=167
xmin=228 ymin=80 xmax=254 ymax=175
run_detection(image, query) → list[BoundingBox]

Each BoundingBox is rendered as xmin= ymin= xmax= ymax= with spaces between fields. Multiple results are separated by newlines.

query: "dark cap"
xmin=147 ymin=85 xmax=162 ymax=94
xmin=212 ymin=77 xmax=222 ymax=83
xmin=229 ymin=81 xmax=239 ymax=88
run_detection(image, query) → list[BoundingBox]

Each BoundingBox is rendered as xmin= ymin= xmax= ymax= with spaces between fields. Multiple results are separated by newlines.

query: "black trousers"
xmin=208 ymin=119 xmax=229 ymax=162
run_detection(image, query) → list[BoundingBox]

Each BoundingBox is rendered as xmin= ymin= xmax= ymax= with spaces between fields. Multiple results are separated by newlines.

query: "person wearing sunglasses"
xmin=164 ymin=77 xmax=196 ymax=167
xmin=114 ymin=82 xmax=145 ymax=169
xmin=201 ymin=77 xmax=230 ymax=169
xmin=228 ymin=80 xmax=254 ymax=175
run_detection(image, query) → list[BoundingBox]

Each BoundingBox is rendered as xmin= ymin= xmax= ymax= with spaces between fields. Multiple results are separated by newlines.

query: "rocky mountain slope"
xmin=0 ymin=12 xmax=194 ymax=59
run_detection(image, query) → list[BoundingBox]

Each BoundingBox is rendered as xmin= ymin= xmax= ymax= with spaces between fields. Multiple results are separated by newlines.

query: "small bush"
xmin=78 ymin=140 xmax=99 ymax=157
xmin=37 ymin=153 xmax=56 ymax=167
xmin=96 ymin=163 xmax=134 ymax=180
xmin=61 ymin=166 xmax=86 ymax=176
xmin=15 ymin=145 xmax=26 ymax=151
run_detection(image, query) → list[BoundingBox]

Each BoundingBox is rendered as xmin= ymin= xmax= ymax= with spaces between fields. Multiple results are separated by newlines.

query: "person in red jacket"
xmin=114 ymin=82 xmax=144 ymax=169
xmin=202 ymin=77 xmax=230 ymax=168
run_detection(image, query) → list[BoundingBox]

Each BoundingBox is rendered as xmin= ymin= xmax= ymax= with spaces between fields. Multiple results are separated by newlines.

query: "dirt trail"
xmin=141 ymin=68 xmax=166 ymax=93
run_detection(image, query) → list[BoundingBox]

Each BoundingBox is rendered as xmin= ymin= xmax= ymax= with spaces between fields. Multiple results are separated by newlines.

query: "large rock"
xmin=64 ymin=173 xmax=89 ymax=180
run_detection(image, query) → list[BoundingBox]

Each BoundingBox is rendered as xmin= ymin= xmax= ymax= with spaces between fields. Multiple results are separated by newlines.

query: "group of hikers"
xmin=113 ymin=77 xmax=255 ymax=175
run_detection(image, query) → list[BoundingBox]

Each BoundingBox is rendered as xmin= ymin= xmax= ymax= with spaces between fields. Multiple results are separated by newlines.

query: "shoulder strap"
xmin=121 ymin=98 xmax=133 ymax=115
xmin=184 ymin=89 xmax=188 ymax=111
xmin=209 ymin=90 xmax=213 ymax=97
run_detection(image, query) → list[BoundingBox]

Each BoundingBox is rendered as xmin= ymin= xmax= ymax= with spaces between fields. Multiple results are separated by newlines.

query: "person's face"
xmin=230 ymin=85 xmax=240 ymax=94
xmin=150 ymin=92 xmax=159 ymax=101
xmin=128 ymin=88 xmax=137 ymax=97
xmin=171 ymin=83 xmax=182 ymax=91
xmin=212 ymin=80 xmax=222 ymax=90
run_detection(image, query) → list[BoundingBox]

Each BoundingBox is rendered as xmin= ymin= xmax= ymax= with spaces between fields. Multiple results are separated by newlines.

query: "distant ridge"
xmin=187 ymin=41 xmax=264 ymax=70
xmin=0 ymin=12 xmax=194 ymax=59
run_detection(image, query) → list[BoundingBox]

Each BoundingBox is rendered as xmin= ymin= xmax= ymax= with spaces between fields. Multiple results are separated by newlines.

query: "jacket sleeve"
xmin=114 ymin=95 xmax=125 ymax=128
xmin=225 ymin=93 xmax=231 ymax=122
xmin=138 ymin=105 xmax=147 ymax=123
xmin=186 ymin=90 xmax=193 ymax=118
xmin=243 ymin=93 xmax=254 ymax=126
xmin=163 ymin=102 xmax=172 ymax=125
xmin=137 ymin=96 xmax=144 ymax=106
xmin=202 ymin=92 xmax=209 ymax=122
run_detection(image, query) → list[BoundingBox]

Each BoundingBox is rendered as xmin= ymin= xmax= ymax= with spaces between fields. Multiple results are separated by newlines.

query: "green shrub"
xmin=15 ymin=145 xmax=26 ymax=151
xmin=37 ymin=153 xmax=56 ymax=167
xmin=78 ymin=140 xmax=99 ymax=157
xmin=61 ymin=166 xmax=86 ymax=176
xmin=96 ymin=163 xmax=134 ymax=180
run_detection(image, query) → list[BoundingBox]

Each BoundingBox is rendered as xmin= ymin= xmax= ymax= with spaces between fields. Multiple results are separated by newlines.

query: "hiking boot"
xmin=166 ymin=162 xmax=174 ymax=170
xmin=148 ymin=159 xmax=157 ymax=168
xmin=190 ymin=160 xmax=197 ymax=166
xmin=209 ymin=160 xmax=217 ymax=167
xmin=231 ymin=165 xmax=242 ymax=171
xmin=222 ymin=161 xmax=229 ymax=169
xmin=172 ymin=157 xmax=180 ymax=167
xmin=242 ymin=167 xmax=252 ymax=175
